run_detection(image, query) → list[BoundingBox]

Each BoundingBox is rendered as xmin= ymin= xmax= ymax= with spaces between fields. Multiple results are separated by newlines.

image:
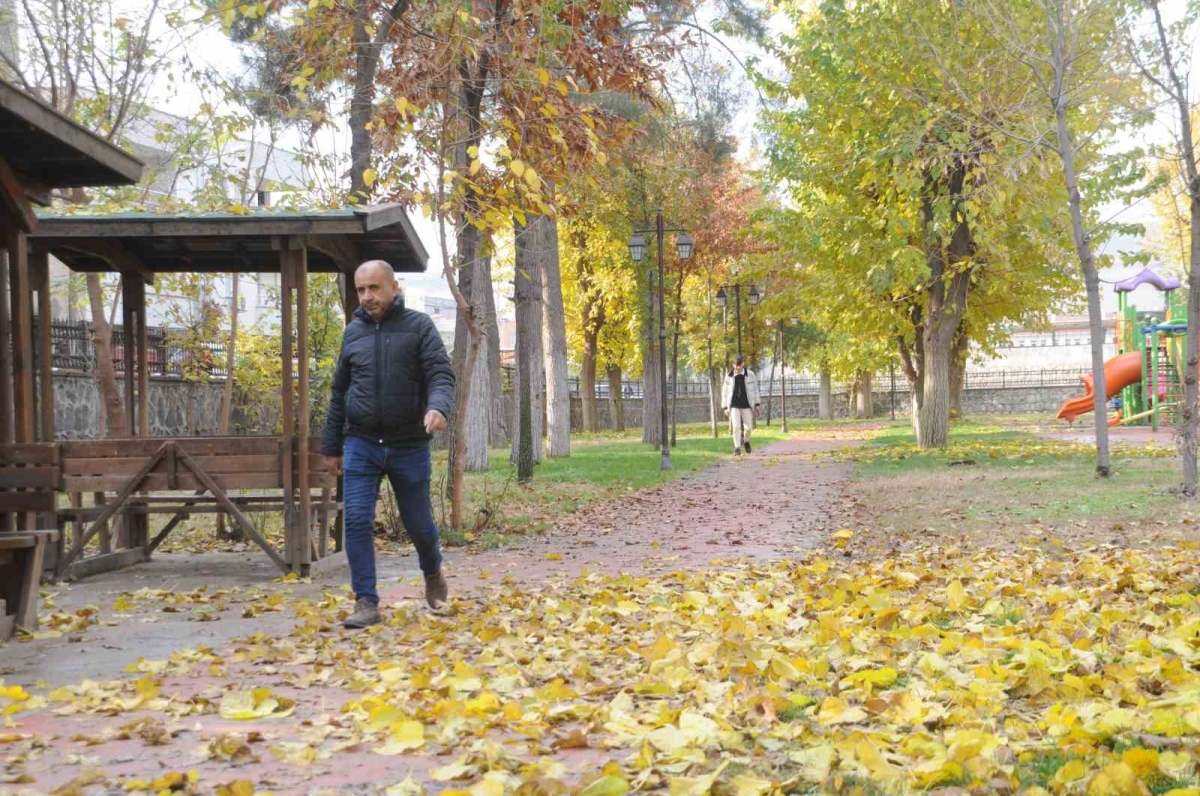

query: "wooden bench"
xmin=0 ymin=529 xmax=59 ymax=640
xmin=0 ymin=443 xmax=59 ymax=524
xmin=1 ymin=436 xmax=340 ymax=581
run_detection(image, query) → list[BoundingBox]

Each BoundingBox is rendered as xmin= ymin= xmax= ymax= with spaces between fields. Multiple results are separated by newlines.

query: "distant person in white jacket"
xmin=721 ymin=355 xmax=761 ymax=456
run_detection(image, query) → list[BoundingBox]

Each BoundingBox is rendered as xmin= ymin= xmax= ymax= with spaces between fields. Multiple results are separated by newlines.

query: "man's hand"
xmin=324 ymin=456 xmax=343 ymax=477
xmin=722 ymin=407 xmax=730 ymax=418
xmin=424 ymin=409 xmax=448 ymax=434
xmin=754 ymin=404 xmax=761 ymax=416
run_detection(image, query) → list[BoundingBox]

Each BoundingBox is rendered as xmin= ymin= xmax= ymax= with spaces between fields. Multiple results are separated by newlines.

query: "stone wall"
xmin=46 ymin=372 xmax=1085 ymax=441
xmin=758 ymin=384 xmax=1081 ymax=420
xmin=960 ymin=384 xmax=1081 ymax=416
xmin=50 ymin=371 xmax=273 ymax=439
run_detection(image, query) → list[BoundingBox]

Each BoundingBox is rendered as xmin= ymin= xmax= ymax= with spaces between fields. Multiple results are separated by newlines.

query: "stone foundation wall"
xmin=49 ymin=371 xmax=274 ymax=439
xmin=45 ymin=372 xmax=1085 ymax=441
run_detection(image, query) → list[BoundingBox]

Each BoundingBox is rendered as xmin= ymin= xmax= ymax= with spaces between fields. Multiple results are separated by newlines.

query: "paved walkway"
xmin=1039 ymin=424 xmax=1177 ymax=447
xmin=1 ymin=433 xmax=855 ymax=793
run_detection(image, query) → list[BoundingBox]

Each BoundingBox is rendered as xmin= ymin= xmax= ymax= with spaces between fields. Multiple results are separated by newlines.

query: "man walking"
xmin=721 ymin=355 xmax=761 ymax=456
xmin=322 ymin=260 xmax=455 ymax=628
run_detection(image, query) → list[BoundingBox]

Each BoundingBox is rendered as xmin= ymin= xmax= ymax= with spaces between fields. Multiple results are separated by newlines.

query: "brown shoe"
xmin=424 ymin=569 xmax=448 ymax=609
xmin=344 ymin=597 xmax=381 ymax=629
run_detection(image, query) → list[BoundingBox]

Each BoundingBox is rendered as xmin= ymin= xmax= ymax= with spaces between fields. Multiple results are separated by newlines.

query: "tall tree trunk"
xmin=448 ymin=227 xmax=490 ymax=481
xmin=1186 ymin=184 xmax=1200 ymax=492
xmin=918 ymin=338 xmax=953 ymax=446
xmin=87 ymin=274 xmax=125 ymax=438
xmin=1049 ymin=16 xmax=1109 ymax=475
xmin=1147 ymin=1 xmax=1199 ymax=493
xmin=915 ymin=160 xmax=974 ymax=449
xmin=818 ymin=368 xmax=832 ymax=421
xmin=217 ymin=274 xmax=241 ymax=541
xmin=538 ymin=212 xmax=570 ymax=458
xmin=514 ymin=234 xmax=538 ymax=483
xmin=440 ymin=56 xmax=491 ymax=528
xmin=452 ymin=329 xmax=483 ymax=527
xmin=512 ymin=217 xmax=544 ymax=464
xmin=856 ymin=370 xmax=873 ymax=419
xmin=348 ymin=1 xmax=408 ymax=200
xmin=483 ymin=274 xmax=507 ymax=449
xmin=464 ymin=255 xmax=492 ymax=472
xmin=575 ymin=235 xmax=606 ymax=435
xmin=580 ymin=328 xmax=600 ymax=432
xmin=464 ymin=333 xmax=491 ymax=473
xmin=949 ymin=328 xmax=967 ymax=419
xmin=607 ymin=365 xmax=625 ymax=432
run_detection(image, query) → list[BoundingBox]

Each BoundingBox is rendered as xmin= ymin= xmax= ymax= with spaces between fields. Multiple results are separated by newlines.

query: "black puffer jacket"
xmin=320 ymin=296 xmax=455 ymax=454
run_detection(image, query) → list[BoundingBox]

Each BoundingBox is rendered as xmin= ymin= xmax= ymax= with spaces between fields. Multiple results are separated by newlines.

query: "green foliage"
xmin=559 ymin=170 xmax=642 ymax=377
xmin=754 ymin=0 xmax=1140 ymax=392
xmin=155 ymin=274 xmax=225 ymax=384
xmin=229 ymin=274 xmax=346 ymax=431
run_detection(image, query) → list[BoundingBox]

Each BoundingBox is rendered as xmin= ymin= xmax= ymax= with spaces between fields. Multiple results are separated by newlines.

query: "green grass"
xmin=778 ymin=705 xmax=808 ymax=722
xmin=427 ymin=422 xmax=793 ymax=545
xmin=844 ymin=419 xmax=1193 ymax=548
xmin=1017 ymin=751 xmax=1073 ymax=789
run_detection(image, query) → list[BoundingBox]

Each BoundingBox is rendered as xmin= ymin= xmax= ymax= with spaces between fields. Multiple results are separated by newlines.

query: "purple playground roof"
xmin=1114 ymin=267 xmax=1182 ymax=293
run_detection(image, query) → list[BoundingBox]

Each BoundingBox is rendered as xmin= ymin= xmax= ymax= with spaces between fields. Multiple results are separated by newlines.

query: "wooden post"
xmin=132 ymin=278 xmax=149 ymax=549
xmin=295 ymin=245 xmax=311 ymax=573
xmin=117 ymin=278 xmax=138 ymax=548
xmin=279 ymin=246 xmax=295 ymax=556
xmin=0 ymin=244 xmax=12 ymax=535
xmin=121 ymin=278 xmax=136 ymax=442
xmin=134 ymin=279 xmax=149 ymax=438
xmin=0 ymin=246 xmax=11 ymax=449
xmin=341 ymin=271 xmax=359 ymax=318
xmin=334 ymin=268 xmax=356 ymax=553
xmin=8 ymin=232 xmax=34 ymax=530
xmin=31 ymin=252 xmax=53 ymax=443
xmin=9 ymin=231 xmax=34 ymax=445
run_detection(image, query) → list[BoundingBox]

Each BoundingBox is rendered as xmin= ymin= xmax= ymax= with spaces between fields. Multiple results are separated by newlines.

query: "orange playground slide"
xmin=1056 ymin=351 xmax=1144 ymax=423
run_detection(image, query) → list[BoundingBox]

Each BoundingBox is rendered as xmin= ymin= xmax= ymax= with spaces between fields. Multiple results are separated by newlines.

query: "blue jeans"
xmin=342 ymin=436 xmax=443 ymax=605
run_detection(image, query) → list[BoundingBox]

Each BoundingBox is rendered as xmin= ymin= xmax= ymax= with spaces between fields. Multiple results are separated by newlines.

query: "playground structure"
xmin=1056 ymin=267 xmax=1186 ymax=429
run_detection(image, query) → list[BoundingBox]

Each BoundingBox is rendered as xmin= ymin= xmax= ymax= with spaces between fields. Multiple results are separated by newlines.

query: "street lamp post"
xmin=715 ymin=282 xmax=761 ymax=359
xmin=629 ymin=211 xmax=693 ymax=472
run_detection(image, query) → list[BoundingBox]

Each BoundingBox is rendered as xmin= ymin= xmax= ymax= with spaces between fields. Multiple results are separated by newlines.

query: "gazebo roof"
xmin=30 ymin=204 xmax=429 ymax=276
xmin=0 ymin=79 xmax=144 ymax=203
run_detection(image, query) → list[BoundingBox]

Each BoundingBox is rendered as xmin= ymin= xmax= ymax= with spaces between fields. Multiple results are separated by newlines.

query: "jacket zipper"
xmin=374 ymin=323 xmax=384 ymax=443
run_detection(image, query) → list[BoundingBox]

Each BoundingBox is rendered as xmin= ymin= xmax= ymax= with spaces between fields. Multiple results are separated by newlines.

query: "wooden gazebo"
xmin=0 ymin=78 xmax=143 ymax=636
xmin=0 ymin=205 xmax=429 ymax=585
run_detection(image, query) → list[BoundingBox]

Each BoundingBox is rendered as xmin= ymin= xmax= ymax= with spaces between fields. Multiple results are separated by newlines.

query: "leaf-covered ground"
xmin=5 ymin=425 xmax=1200 ymax=795
xmin=6 ymin=541 xmax=1200 ymax=795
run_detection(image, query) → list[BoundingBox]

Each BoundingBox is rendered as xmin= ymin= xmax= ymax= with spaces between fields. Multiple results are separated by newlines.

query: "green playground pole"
xmin=1118 ymin=294 xmax=1133 ymax=417
xmin=1152 ymin=329 xmax=1161 ymax=432
xmin=1139 ymin=325 xmax=1149 ymax=420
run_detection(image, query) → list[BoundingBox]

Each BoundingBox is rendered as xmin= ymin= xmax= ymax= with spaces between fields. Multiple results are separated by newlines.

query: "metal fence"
xmin=501 ymin=366 xmax=1088 ymax=399
xmin=40 ymin=318 xmax=229 ymax=379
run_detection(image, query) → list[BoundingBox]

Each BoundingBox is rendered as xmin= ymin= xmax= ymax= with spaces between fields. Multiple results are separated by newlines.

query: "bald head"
xmin=355 ymin=259 xmax=399 ymax=320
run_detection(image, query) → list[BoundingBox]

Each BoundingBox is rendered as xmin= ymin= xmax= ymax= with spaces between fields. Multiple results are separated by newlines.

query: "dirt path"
xmin=1 ymin=433 xmax=856 ymax=794
xmin=381 ymin=435 xmax=855 ymax=604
